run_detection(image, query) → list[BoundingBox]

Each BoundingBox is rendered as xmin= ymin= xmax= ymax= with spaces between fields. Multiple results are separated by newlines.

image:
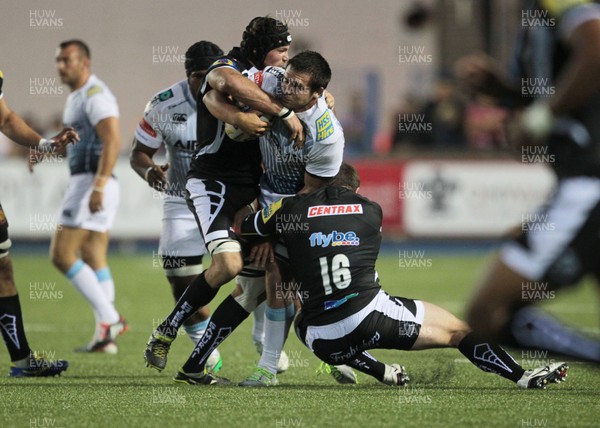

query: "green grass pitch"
xmin=2 ymin=252 xmax=599 ymax=427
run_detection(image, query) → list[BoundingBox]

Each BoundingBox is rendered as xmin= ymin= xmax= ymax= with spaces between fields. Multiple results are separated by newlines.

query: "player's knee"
xmin=234 ymin=276 xmax=266 ymax=312
xmin=50 ymin=247 xmax=67 ymax=270
xmin=448 ymin=321 xmax=471 ymax=347
xmin=466 ymin=304 xmax=509 ymax=339
xmin=0 ymin=256 xmax=16 ymax=294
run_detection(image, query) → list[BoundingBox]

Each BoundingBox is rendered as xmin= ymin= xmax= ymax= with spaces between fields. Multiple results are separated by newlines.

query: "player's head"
xmin=185 ymin=41 xmax=224 ymax=95
xmin=331 ymin=163 xmax=360 ymax=192
xmin=281 ymin=51 xmax=331 ymax=111
xmin=241 ymin=16 xmax=292 ymax=69
xmin=56 ymin=40 xmax=90 ymax=89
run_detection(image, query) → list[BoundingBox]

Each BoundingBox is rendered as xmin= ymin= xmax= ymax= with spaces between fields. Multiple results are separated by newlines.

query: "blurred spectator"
xmin=420 ymin=77 xmax=465 ymax=148
xmin=341 ymin=91 xmax=367 ymax=157
xmin=391 ymin=94 xmax=425 ymax=151
xmin=464 ymin=94 xmax=508 ymax=150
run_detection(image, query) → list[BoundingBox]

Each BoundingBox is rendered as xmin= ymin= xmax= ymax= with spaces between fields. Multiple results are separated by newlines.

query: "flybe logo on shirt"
xmin=308 ymin=204 xmax=363 ymax=218
xmin=316 ymin=110 xmax=334 ymax=142
xmin=309 ymin=231 xmax=360 ymax=248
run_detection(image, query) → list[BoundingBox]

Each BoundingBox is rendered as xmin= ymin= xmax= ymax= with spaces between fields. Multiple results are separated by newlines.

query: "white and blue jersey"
xmin=62 ymin=74 xmax=119 ymax=175
xmin=255 ymin=66 xmax=345 ymax=200
xmin=135 ymin=80 xmax=197 ymax=199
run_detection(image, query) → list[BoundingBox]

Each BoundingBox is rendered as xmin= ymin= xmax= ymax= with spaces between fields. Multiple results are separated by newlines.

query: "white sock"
xmin=253 ymin=301 xmax=266 ymax=345
xmin=183 ymin=319 xmax=210 ymax=345
xmin=66 ymin=260 xmax=119 ymax=324
xmin=95 ymin=267 xmax=115 ymax=304
xmin=258 ymin=304 xmax=294 ymax=375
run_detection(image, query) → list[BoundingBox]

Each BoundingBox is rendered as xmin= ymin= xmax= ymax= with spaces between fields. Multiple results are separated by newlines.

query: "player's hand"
xmin=249 ymin=241 xmax=274 ymax=268
xmin=49 ymin=127 xmax=79 ymax=152
xmin=324 ymin=90 xmax=335 ymax=110
xmin=284 ymin=114 xmax=305 ymax=149
xmin=145 ymin=163 xmax=170 ymax=192
xmin=234 ymin=111 xmax=270 ymax=137
xmin=233 ymin=202 xmax=256 ymax=233
xmin=89 ymin=189 xmax=104 ymax=213
xmin=506 ymin=110 xmax=545 ymax=153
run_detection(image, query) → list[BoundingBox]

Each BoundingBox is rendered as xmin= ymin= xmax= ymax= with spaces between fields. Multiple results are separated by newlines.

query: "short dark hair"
xmin=331 ymin=163 xmax=360 ymax=191
xmin=287 ymin=51 xmax=331 ymax=91
xmin=59 ymin=40 xmax=90 ymax=59
xmin=184 ymin=41 xmax=224 ymax=77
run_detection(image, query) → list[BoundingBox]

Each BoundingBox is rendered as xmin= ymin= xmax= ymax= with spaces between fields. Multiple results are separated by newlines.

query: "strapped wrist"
xmin=143 ymin=166 xmax=154 ymax=182
xmin=38 ymin=138 xmax=54 ymax=153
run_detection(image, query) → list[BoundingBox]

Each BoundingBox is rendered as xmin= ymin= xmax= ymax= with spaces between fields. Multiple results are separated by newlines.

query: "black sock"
xmin=348 ymin=351 xmax=386 ymax=381
xmin=156 ymin=272 xmax=219 ymax=339
xmin=0 ymin=294 xmax=31 ymax=361
xmin=458 ymin=332 xmax=525 ymax=383
xmin=182 ymin=295 xmax=250 ymax=373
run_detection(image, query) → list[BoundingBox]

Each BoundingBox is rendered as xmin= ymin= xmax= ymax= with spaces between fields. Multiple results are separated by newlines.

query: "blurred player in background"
xmin=144 ymin=16 xmax=306 ymax=381
xmin=130 ymin=41 xmax=225 ymax=372
xmin=457 ymin=0 xmax=600 ymax=362
xmin=240 ymin=163 xmax=569 ymax=390
xmin=50 ymin=40 xmax=127 ymax=353
xmin=0 ymin=69 xmax=76 ymax=376
xmin=178 ymin=50 xmax=357 ymax=386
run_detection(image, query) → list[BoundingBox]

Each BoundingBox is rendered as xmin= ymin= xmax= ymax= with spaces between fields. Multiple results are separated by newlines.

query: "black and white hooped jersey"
xmin=241 ymin=186 xmax=382 ymax=326
xmin=135 ymin=80 xmax=197 ymax=198
xmin=513 ymin=0 xmax=600 ymax=177
xmin=188 ymin=48 xmax=262 ymax=187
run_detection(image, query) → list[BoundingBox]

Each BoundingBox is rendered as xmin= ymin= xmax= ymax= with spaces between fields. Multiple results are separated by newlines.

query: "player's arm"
xmin=203 ymin=89 xmax=270 ymax=137
xmin=130 ymin=140 xmax=168 ymax=191
xmin=207 ymin=67 xmax=304 ymax=143
xmin=548 ymin=16 xmax=600 ymax=114
xmin=90 ymin=116 xmax=120 ymax=213
xmin=0 ymin=98 xmax=43 ymax=146
xmin=239 ymin=198 xmax=286 ymax=237
xmin=0 ymin=98 xmax=78 ymax=151
xmin=298 ymin=111 xmax=344 ymax=194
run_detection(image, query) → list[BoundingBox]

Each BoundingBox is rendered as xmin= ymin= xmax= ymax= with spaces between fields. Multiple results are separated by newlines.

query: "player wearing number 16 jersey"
xmin=238 ymin=163 xmax=570 ymax=389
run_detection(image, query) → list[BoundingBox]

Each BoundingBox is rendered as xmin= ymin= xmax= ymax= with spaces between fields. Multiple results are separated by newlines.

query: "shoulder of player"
xmin=304 ymin=100 xmax=343 ymax=145
xmin=540 ymin=0 xmax=597 ymax=19
xmin=84 ymin=75 xmax=114 ymax=99
xmin=334 ymin=187 xmax=381 ymax=212
xmin=146 ymin=81 xmax=186 ymax=111
xmin=208 ymin=55 xmax=245 ymax=74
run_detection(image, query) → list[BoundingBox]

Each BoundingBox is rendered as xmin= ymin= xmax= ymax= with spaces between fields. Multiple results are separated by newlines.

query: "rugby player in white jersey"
xmin=0 ymin=69 xmax=76 ymax=376
xmin=130 ymin=41 xmax=226 ymax=372
xmin=50 ymin=40 xmax=126 ymax=353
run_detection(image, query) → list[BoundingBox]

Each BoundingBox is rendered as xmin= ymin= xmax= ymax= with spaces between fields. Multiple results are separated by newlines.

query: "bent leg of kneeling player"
xmin=180 ymin=274 xmax=265 ymax=374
